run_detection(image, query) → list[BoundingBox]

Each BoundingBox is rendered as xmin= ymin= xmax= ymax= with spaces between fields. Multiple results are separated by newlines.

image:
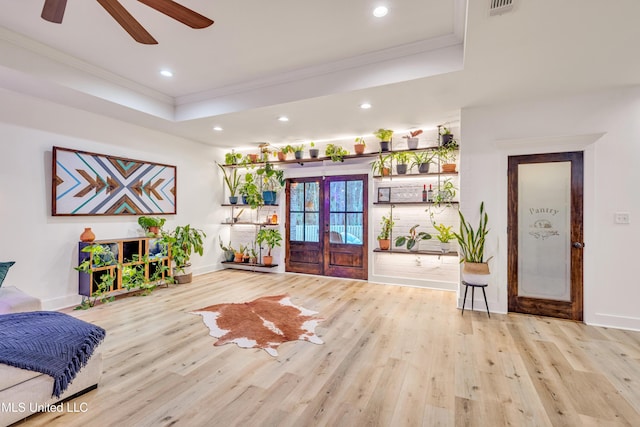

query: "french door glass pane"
xmin=517 ymin=162 xmax=571 ymax=301
xmin=347 ymin=181 xmax=363 ymax=211
xmin=290 ymin=182 xmax=304 ymax=211
xmin=346 ymin=213 xmax=363 ymax=245
xmin=305 ymin=212 xmax=319 ymax=242
xmin=289 ymin=181 xmax=319 ymax=242
xmin=330 ymin=181 xmax=346 ymax=212
xmin=290 ymin=212 xmax=304 ymax=242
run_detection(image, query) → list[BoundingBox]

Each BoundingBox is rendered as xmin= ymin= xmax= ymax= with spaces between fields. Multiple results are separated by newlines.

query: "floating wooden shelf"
xmin=373 ymin=248 xmax=458 ymax=257
xmin=373 ymin=201 xmax=459 ymax=206
xmin=222 ymin=261 xmax=279 ymax=271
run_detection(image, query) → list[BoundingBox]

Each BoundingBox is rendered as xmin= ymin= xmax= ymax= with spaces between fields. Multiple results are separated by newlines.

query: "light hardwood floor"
xmin=21 ymin=270 xmax=640 ymax=426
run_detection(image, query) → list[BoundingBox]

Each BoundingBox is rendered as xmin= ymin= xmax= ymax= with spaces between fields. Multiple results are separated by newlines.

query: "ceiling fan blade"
xmin=97 ymin=0 xmax=158 ymax=44
xmin=138 ymin=0 xmax=213 ymax=29
xmin=41 ymin=0 xmax=67 ymax=23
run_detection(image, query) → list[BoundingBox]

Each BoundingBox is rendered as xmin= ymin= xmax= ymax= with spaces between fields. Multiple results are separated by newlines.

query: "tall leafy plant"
xmin=453 ymin=202 xmax=492 ymax=263
xmin=217 ymin=163 xmax=241 ymax=197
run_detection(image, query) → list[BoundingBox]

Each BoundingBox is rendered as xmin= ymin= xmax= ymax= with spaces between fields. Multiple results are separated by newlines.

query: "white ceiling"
xmin=1 ymin=0 xmax=639 ymax=149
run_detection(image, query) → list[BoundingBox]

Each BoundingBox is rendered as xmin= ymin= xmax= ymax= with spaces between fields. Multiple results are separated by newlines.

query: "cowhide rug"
xmin=191 ymin=294 xmax=323 ymax=356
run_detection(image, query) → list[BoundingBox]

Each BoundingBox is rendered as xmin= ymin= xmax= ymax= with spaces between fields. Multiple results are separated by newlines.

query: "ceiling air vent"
xmin=489 ymin=0 xmax=514 ymax=16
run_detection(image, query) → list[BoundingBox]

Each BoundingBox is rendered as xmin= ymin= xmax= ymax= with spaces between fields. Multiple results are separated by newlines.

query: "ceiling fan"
xmin=41 ymin=0 xmax=214 ymax=45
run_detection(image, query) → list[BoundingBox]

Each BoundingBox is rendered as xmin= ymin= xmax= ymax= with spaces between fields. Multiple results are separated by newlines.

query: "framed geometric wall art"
xmin=52 ymin=146 xmax=177 ymax=216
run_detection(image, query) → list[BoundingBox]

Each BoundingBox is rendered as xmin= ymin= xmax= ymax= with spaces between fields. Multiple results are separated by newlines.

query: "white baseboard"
xmin=585 ymin=313 xmax=640 ymax=332
xmin=42 ymin=294 xmax=82 ymax=311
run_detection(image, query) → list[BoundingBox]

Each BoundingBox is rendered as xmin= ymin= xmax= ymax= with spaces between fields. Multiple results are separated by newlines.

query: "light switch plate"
xmin=615 ymin=212 xmax=630 ymax=224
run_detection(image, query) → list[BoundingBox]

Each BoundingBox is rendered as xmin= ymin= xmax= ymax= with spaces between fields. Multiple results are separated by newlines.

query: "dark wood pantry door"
xmin=507 ymin=152 xmax=584 ymax=320
xmin=286 ymin=175 xmax=368 ymax=280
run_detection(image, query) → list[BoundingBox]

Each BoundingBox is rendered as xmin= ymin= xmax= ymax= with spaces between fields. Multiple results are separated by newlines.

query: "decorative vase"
xmin=354 ymin=144 xmax=365 ymax=155
xmin=441 ymin=134 xmax=454 ymax=146
xmin=407 ymin=137 xmax=419 ymax=150
xmin=378 ymin=239 xmax=390 ymax=250
xmin=442 ymin=163 xmax=457 ymax=173
xmin=462 ymin=262 xmax=490 ymax=285
xmin=80 ymin=227 xmax=95 ymax=242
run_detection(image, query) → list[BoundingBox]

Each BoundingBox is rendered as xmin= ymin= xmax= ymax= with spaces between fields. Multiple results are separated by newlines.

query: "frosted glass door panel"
xmin=517 ymin=162 xmax=571 ymax=301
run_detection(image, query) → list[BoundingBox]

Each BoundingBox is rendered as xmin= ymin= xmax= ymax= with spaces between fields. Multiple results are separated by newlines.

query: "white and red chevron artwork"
xmin=52 ymin=146 xmax=176 ymax=216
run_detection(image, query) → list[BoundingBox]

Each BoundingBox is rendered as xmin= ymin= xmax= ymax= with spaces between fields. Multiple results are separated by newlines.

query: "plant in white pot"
xmin=433 ymin=223 xmax=455 ymax=253
xmin=163 ymin=225 xmax=206 ymax=284
xmin=454 ymin=202 xmax=492 ymax=284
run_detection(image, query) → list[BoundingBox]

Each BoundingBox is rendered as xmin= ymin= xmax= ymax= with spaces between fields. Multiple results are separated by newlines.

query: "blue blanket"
xmin=0 ymin=311 xmax=106 ymax=397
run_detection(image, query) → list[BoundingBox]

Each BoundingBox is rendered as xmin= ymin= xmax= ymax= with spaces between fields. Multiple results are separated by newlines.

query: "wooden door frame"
xmin=507 ymin=151 xmax=584 ymax=320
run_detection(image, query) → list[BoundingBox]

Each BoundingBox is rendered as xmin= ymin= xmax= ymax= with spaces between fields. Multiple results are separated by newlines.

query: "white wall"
xmin=460 ymin=86 xmax=640 ymax=330
xmin=0 ymin=89 xmax=224 ymax=309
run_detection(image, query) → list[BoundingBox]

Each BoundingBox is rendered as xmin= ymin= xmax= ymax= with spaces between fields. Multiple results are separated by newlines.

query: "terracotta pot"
xmin=442 ymin=163 xmax=457 ymax=173
xmin=234 ymin=252 xmax=244 ymax=263
xmin=354 ymin=144 xmax=365 ymax=155
xmin=263 ymin=255 xmax=274 ymax=266
xmin=378 ymin=239 xmax=390 ymax=250
xmin=381 ymin=167 xmax=391 ymax=177
xmin=277 ymin=152 xmax=287 ymax=161
xmin=248 ymin=154 xmax=259 ymax=163
xmin=80 ymin=227 xmax=95 ymax=242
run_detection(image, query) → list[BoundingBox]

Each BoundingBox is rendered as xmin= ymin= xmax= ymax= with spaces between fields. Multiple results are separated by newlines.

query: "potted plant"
xmin=274 ymin=145 xmax=294 ymax=162
xmin=234 ymin=244 xmax=246 ymax=263
xmin=394 ymin=151 xmax=411 ymax=174
xmin=433 ymin=223 xmax=455 ymax=253
xmin=239 ymin=173 xmax=263 ymax=208
xmin=256 ymin=228 xmax=282 ymax=266
xmin=325 ymin=144 xmax=349 ymax=162
xmin=293 ymin=144 xmax=305 ymax=160
xmin=354 ymin=137 xmax=366 ymax=155
xmin=411 ymin=150 xmax=436 ymax=174
xmin=224 ymin=151 xmax=242 ymax=165
xmin=394 ymin=224 xmax=432 ymax=251
xmin=249 ymin=242 xmax=258 ymax=264
xmin=217 ymin=163 xmax=241 ymax=204
xmin=257 ymin=162 xmax=284 ymax=205
xmin=373 ymin=128 xmax=394 ymax=151
xmin=309 ymin=142 xmax=320 ymax=158
xmin=432 ymin=179 xmax=457 ymax=205
xmin=377 ymin=214 xmax=394 ymax=250
xmin=371 ymin=153 xmax=392 ymax=176
xmin=437 ymin=143 xmax=458 ymax=173
xmin=164 ymin=225 xmax=206 ymax=284
xmin=439 ymin=126 xmax=455 ymax=147
xmin=246 ymin=153 xmax=260 ymax=163
xmin=403 ymin=129 xmax=423 ymax=150
xmin=454 ymin=202 xmax=492 ymax=284
xmin=75 ymin=244 xmax=117 ymax=309
xmin=218 ymin=237 xmax=235 ymax=262
xmin=138 ymin=216 xmax=166 ymax=237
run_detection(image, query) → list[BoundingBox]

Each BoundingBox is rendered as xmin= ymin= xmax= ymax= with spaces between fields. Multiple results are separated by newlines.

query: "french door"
xmin=507 ymin=152 xmax=584 ymax=320
xmin=286 ymin=174 xmax=368 ymax=279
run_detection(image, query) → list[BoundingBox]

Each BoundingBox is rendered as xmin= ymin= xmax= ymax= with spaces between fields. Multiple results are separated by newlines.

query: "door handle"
xmin=572 ymin=242 xmax=584 ymax=249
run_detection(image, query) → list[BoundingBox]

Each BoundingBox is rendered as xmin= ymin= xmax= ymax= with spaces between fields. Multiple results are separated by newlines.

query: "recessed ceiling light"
xmin=360 ymin=103 xmax=372 ymax=109
xmin=213 ymin=126 xmax=223 ymax=131
xmin=373 ymin=6 xmax=388 ymax=17
xmin=160 ymin=69 xmax=173 ymax=77
xmin=278 ymin=116 xmax=289 ymax=122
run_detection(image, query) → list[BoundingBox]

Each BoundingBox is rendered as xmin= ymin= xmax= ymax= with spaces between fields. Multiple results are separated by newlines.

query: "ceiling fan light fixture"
xmin=373 ymin=6 xmax=388 ymax=17
xmin=160 ymin=69 xmax=173 ymax=77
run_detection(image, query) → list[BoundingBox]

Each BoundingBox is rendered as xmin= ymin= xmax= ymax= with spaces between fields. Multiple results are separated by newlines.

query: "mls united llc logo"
xmin=1 ymin=401 xmax=88 ymax=413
